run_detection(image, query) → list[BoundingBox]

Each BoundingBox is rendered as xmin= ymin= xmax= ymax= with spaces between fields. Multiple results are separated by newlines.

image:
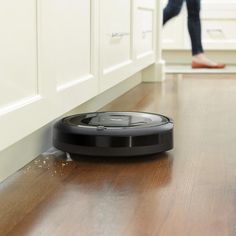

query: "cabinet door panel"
xmin=200 ymin=5 xmax=236 ymax=50
xmin=136 ymin=9 xmax=153 ymax=57
xmin=41 ymin=0 xmax=91 ymax=88
xmin=202 ymin=20 xmax=236 ymax=49
xmin=0 ymin=0 xmax=37 ymax=108
xmin=101 ymin=0 xmax=131 ymax=71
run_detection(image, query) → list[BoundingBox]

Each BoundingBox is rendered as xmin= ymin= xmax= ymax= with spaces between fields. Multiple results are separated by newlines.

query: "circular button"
xmin=97 ymin=126 xmax=106 ymax=131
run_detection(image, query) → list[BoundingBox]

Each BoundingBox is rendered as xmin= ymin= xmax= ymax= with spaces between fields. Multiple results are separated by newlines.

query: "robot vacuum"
xmin=53 ymin=112 xmax=174 ymax=157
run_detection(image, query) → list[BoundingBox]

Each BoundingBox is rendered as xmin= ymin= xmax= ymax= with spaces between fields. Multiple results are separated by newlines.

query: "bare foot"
xmin=192 ymin=53 xmax=225 ymax=69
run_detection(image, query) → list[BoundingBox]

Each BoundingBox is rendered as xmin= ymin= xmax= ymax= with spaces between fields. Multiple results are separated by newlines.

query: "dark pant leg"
xmin=186 ymin=0 xmax=204 ymax=55
xmin=163 ymin=0 xmax=184 ymax=25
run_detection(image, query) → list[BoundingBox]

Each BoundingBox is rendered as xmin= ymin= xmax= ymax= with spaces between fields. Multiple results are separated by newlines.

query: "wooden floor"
xmin=1 ymin=74 xmax=236 ymax=236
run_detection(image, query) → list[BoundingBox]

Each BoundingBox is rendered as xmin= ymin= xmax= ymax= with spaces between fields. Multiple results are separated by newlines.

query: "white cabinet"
xmin=135 ymin=0 xmax=156 ymax=70
xmin=0 ymin=0 xmax=37 ymax=109
xmin=100 ymin=0 xmax=156 ymax=92
xmin=0 ymin=0 xmax=159 ymax=152
xmin=100 ymin=0 xmax=133 ymax=92
xmin=40 ymin=0 xmax=98 ymax=112
xmin=200 ymin=4 xmax=236 ymax=50
xmin=136 ymin=8 xmax=154 ymax=57
xmin=0 ymin=0 xmax=99 ymax=152
xmin=201 ymin=19 xmax=236 ymax=50
xmin=101 ymin=0 xmax=131 ymax=71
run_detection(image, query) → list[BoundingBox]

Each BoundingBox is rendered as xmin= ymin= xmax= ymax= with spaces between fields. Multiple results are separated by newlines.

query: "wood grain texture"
xmin=1 ymin=74 xmax=236 ymax=236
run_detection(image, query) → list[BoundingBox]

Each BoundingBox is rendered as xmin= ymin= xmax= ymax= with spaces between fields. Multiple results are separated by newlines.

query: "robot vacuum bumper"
xmin=53 ymin=112 xmax=174 ymax=157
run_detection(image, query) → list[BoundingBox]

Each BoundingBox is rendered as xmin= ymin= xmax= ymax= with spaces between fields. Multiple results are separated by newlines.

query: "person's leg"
xmin=186 ymin=0 xmax=203 ymax=55
xmin=163 ymin=0 xmax=184 ymax=25
xmin=186 ymin=0 xmax=225 ymax=68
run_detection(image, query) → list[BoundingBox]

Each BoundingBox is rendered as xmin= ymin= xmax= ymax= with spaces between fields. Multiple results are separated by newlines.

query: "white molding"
xmin=137 ymin=6 xmax=155 ymax=11
xmin=137 ymin=0 xmax=155 ymax=9
xmin=103 ymin=60 xmax=133 ymax=75
xmin=137 ymin=51 xmax=154 ymax=60
xmin=57 ymin=74 xmax=95 ymax=92
xmin=0 ymin=95 xmax=42 ymax=117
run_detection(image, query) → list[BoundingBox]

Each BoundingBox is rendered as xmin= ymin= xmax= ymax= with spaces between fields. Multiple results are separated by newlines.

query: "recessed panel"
xmin=101 ymin=0 xmax=131 ymax=71
xmin=42 ymin=0 xmax=91 ymax=87
xmin=136 ymin=9 xmax=153 ymax=57
xmin=0 ymin=0 xmax=37 ymax=108
xmin=202 ymin=20 xmax=236 ymax=49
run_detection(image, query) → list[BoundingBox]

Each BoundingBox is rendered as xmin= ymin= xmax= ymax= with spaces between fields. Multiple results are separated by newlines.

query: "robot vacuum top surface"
xmin=63 ymin=112 xmax=170 ymax=129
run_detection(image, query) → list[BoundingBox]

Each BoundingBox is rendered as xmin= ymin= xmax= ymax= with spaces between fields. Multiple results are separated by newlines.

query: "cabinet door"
xmin=201 ymin=20 xmax=236 ymax=50
xmin=40 ymin=0 xmax=98 ymax=112
xmin=135 ymin=0 xmax=155 ymax=70
xmin=0 ymin=0 xmax=37 ymax=109
xmin=136 ymin=8 xmax=154 ymax=58
xmin=200 ymin=4 xmax=236 ymax=50
xmin=0 ymin=0 xmax=41 ymax=152
xmin=100 ymin=0 xmax=134 ymax=92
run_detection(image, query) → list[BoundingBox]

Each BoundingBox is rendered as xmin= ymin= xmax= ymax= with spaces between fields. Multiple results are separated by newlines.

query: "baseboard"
xmin=166 ymin=64 xmax=236 ymax=74
xmin=0 ymin=72 xmax=142 ymax=182
xmin=142 ymin=60 xmax=166 ymax=82
xmin=163 ymin=50 xmax=236 ymax=66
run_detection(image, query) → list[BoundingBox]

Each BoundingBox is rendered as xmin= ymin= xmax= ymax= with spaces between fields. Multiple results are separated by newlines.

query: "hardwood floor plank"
xmin=1 ymin=74 xmax=236 ymax=236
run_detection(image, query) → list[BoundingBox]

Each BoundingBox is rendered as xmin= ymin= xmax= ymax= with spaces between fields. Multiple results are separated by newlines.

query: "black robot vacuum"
xmin=53 ymin=112 xmax=174 ymax=157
